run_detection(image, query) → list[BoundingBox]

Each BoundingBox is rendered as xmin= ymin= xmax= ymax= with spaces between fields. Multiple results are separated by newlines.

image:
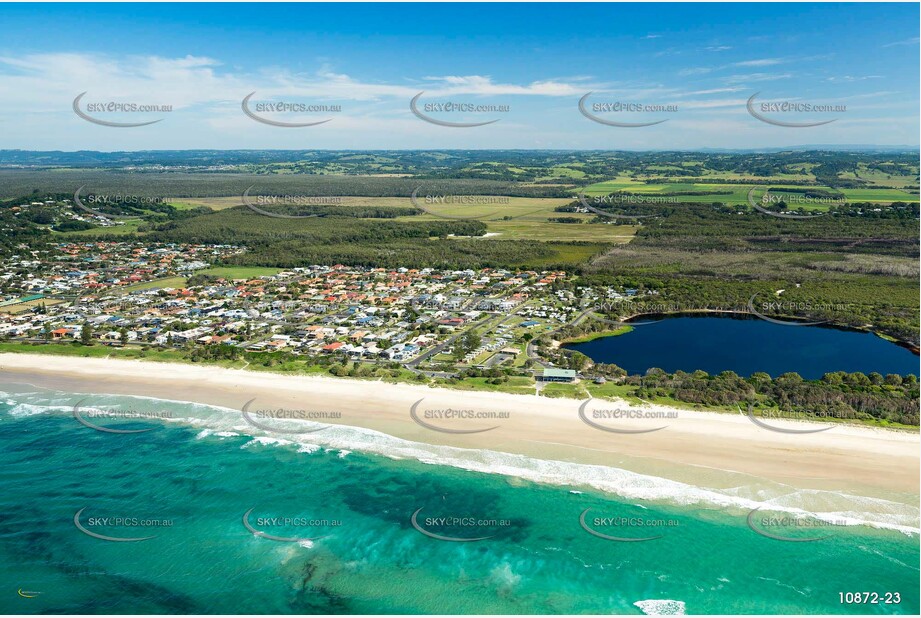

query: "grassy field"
xmin=164 ymin=200 xmax=210 ymax=211
xmin=117 ymin=276 xmax=189 ymax=293
xmin=582 ymin=178 xmax=751 ymax=202
xmin=174 ymin=197 xmax=249 ymax=210
xmin=197 ymin=266 xmax=283 ymax=279
xmin=165 ymin=196 xmax=631 ymax=242
xmin=839 ymin=162 xmax=919 ymax=189
xmin=476 ymin=220 xmax=635 ymax=242
xmin=839 ymin=187 xmax=919 ymax=203
xmin=0 ymin=297 xmax=67 ymax=315
xmin=395 ymin=196 xmax=638 ymax=242
xmin=56 ymin=219 xmax=145 ymax=235
xmin=181 ymin=196 xmax=499 ymax=211
xmin=511 ymin=242 xmax=608 ymax=266
xmin=174 ymin=183 xmax=916 ymax=223
xmin=583 ymin=178 xmax=919 ymax=206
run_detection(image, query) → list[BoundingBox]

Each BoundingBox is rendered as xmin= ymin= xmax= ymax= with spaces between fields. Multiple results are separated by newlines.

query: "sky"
xmin=0 ymin=2 xmax=918 ymax=151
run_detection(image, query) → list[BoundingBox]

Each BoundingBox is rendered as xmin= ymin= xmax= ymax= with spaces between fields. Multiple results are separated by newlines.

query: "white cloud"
xmin=732 ymin=58 xmax=784 ymax=68
xmin=678 ymin=67 xmax=713 ymax=77
xmin=882 ymin=37 xmax=920 ymax=48
xmin=0 ymin=53 xmax=594 ymax=115
xmin=420 ymin=75 xmax=587 ymax=96
xmin=723 ymin=72 xmax=793 ymax=84
xmin=826 ymin=75 xmax=884 ymax=83
xmin=685 ymin=87 xmax=745 ymax=95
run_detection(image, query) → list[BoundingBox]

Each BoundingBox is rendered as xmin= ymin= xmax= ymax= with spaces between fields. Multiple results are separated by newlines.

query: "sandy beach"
xmin=2 ymin=352 xmax=918 ymax=502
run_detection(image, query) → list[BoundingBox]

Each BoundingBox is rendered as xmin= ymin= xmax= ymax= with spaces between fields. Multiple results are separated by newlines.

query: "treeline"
xmin=242 ymin=204 xmax=421 ymax=219
xmin=626 ymin=368 xmax=919 ymax=427
xmin=145 ymin=206 xmax=590 ymax=269
xmin=627 ymin=202 xmax=918 ymax=255
xmin=571 ymin=274 xmax=919 ymax=348
xmin=0 ymin=170 xmax=570 ymax=200
xmin=149 ymin=206 xmax=486 ymax=243
xmin=530 ymin=338 xmax=920 ymax=426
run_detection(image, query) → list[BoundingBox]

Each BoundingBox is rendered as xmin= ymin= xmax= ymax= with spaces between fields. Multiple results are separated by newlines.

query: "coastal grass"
xmin=436 ymin=375 xmax=536 ymax=395
xmin=0 ymin=341 xmax=190 ymax=362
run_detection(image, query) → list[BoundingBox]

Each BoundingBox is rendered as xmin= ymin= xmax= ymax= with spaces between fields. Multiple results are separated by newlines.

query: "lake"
xmin=564 ymin=314 xmax=919 ymax=379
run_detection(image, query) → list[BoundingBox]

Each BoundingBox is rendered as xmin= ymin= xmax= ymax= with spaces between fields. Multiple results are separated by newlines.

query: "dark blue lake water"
xmin=564 ymin=315 xmax=919 ymax=378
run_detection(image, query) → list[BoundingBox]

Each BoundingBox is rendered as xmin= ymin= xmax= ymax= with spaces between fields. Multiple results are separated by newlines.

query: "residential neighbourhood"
xmin=0 ymin=240 xmax=653 ymax=380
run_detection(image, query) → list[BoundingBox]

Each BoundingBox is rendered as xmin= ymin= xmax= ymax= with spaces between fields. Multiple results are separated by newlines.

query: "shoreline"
xmin=2 ymin=353 xmax=918 ymax=507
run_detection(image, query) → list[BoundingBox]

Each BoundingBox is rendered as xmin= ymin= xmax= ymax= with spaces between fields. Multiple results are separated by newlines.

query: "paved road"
xmin=525 ymin=303 xmax=598 ymax=367
xmin=404 ymin=296 xmax=533 ymax=374
xmin=404 ymin=311 xmax=504 ymax=369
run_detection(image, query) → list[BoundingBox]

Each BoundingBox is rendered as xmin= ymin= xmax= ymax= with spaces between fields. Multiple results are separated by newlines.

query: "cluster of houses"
xmin=0 ymin=242 xmax=581 ymax=370
xmin=8 ymin=197 xmax=123 ymax=228
xmin=1 ymin=242 xmax=242 ymax=300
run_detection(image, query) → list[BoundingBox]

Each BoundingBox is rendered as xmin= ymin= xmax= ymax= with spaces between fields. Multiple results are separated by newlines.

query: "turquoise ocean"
xmin=0 ymin=381 xmax=918 ymax=615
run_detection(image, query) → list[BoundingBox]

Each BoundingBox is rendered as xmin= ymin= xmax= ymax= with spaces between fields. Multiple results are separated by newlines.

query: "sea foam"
xmin=634 ymin=599 xmax=686 ymax=615
xmin=2 ymin=389 xmax=918 ymax=535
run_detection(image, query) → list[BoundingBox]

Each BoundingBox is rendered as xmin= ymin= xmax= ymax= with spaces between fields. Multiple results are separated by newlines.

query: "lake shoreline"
xmin=563 ymin=309 xmax=920 ymax=355
xmin=562 ymin=311 xmax=920 ymax=379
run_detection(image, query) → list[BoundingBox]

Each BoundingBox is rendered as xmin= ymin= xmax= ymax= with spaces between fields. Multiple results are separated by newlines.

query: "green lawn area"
xmin=508 ymin=343 xmax=531 ymax=368
xmin=0 ymin=297 xmax=67 ymax=315
xmin=117 ymin=276 xmax=188 ymax=293
xmin=197 ymin=266 xmax=283 ymax=279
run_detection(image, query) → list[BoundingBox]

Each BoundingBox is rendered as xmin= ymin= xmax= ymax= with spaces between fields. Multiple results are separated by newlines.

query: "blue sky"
xmin=0 ymin=2 xmax=918 ymax=150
